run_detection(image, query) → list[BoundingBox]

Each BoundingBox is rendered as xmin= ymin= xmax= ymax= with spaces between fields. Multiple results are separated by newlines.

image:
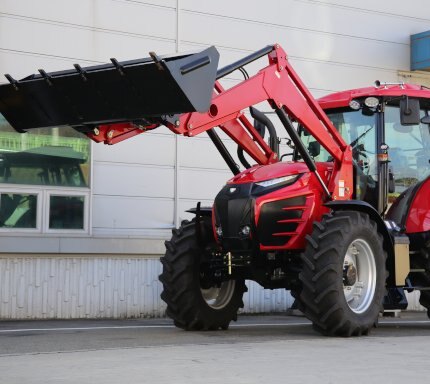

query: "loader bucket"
xmin=0 ymin=46 xmax=219 ymax=132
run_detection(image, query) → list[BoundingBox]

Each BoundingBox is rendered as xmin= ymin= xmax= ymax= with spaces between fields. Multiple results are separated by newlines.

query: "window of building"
xmin=49 ymin=194 xmax=86 ymax=230
xmin=0 ymin=192 xmax=39 ymax=229
xmin=0 ymin=115 xmax=90 ymax=233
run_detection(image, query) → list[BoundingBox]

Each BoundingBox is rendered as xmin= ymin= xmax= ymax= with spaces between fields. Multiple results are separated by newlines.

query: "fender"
xmin=186 ymin=206 xmax=212 ymax=217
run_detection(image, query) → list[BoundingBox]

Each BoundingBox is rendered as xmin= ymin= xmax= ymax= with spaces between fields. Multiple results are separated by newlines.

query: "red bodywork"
xmin=227 ymin=162 xmax=332 ymax=250
xmin=405 ymin=177 xmax=430 ymax=233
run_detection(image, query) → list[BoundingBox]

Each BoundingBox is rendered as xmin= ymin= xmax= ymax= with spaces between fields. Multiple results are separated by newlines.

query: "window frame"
xmin=0 ymin=185 xmax=90 ymax=235
xmin=0 ymin=122 xmax=93 ymax=235
xmin=0 ymin=186 xmax=43 ymax=232
xmin=44 ymin=188 xmax=90 ymax=234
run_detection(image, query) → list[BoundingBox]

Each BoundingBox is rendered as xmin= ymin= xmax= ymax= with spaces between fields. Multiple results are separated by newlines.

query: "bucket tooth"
xmin=73 ymin=64 xmax=88 ymax=82
xmin=4 ymin=74 xmax=19 ymax=91
xmin=149 ymin=51 xmax=164 ymax=71
xmin=38 ymin=69 xmax=53 ymax=86
xmin=110 ymin=58 xmax=125 ymax=76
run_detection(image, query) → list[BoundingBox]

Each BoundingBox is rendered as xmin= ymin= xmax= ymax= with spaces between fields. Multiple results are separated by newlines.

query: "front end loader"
xmin=1 ymin=44 xmax=430 ymax=336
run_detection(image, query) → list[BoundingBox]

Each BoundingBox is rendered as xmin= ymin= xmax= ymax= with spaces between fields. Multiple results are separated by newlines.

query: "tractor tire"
xmin=299 ymin=211 xmax=387 ymax=337
xmin=159 ymin=219 xmax=247 ymax=330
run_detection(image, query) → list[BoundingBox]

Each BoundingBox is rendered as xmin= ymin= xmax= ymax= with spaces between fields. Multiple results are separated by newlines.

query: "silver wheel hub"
xmin=343 ymin=238 xmax=376 ymax=314
xmin=201 ymin=280 xmax=236 ymax=310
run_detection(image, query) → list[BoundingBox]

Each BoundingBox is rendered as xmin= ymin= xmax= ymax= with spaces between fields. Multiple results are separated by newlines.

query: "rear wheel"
xmin=299 ymin=211 xmax=387 ymax=336
xmin=159 ymin=219 xmax=246 ymax=330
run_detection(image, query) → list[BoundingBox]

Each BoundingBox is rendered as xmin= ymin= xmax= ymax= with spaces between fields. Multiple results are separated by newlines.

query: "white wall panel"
xmin=1 ymin=0 xmax=176 ymax=22
xmin=178 ymin=168 xmax=231 ymax=201
xmin=92 ymin=195 xmax=174 ymax=230
xmin=1 ymin=0 xmax=98 ymax=26
xmin=0 ymin=0 xmax=176 ymax=40
xmin=180 ymin=11 xmax=409 ymax=71
xmin=0 ymin=256 xmax=166 ymax=319
xmin=93 ymin=163 xmax=174 ymax=198
xmin=91 ymin=1 xmax=176 ymax=40
xmin=179 ymin=135 xmax=235 ymax=170
xmin=0 ymin=15 xmax=176 ymax=64
xmin=302 ymin=0 xmax=430 ymax=22
xmin=181 ymin=0 xmax=430 ymax=44
xmin=93 ymin=131 xmax=175 ymax=166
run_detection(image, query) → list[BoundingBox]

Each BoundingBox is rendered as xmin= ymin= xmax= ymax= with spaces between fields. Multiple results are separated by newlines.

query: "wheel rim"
xmin=343 ymin=238 xmax=377 ymax=314
xmin=201 ymin=280 xmax=236 ymax=310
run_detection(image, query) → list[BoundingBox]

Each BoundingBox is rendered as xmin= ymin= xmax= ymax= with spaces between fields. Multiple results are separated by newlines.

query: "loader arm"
xmin=87 ymin=45 xmax=353 ymax=200
xmin=0 ymin=44 xmax=352 ymax=199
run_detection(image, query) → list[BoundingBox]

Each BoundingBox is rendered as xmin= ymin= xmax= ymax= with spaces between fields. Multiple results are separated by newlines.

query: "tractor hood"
xmin=227 ymin=161 xmax=332 ymax=185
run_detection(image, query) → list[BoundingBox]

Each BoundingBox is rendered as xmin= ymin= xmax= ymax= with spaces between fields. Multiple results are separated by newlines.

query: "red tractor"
xmin=1 ymin=44 xmax=430 ymax=336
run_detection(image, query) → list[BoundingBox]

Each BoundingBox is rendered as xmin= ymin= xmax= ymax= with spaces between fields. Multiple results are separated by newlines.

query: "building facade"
xmin=1 ymin=0 xmax=430 ymax=318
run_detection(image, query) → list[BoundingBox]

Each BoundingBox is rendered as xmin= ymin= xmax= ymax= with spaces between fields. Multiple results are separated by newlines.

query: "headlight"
xmin=349 ymin=99 xmax=361 ymax=110
xmin=255 ymin=174 xmax=299 ymax=188
xmin=364 ymin=97 xmax=379 ymax=108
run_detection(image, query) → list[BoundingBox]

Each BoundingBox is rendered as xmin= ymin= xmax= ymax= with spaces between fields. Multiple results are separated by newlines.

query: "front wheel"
xmin=299 ymin=211 xmax=387 ymax=336
xmin=159 ymin=219 xmax=247 ymax=330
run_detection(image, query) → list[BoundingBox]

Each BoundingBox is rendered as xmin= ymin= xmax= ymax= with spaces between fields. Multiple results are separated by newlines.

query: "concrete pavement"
xmin=1 ymin=313 xmax=430 ymax=383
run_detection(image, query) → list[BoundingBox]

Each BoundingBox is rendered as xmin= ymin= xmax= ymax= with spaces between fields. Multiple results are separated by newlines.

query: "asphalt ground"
xmin=1 ymin=312 xmax=430 ymax=383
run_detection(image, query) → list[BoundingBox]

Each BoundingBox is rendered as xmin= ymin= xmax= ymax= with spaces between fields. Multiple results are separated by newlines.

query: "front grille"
xmin=257 ymin=196 xmax=306 ymax=246
xmin=214 ymin=183 xmax=255 ymax=251
xmin=214 ymin=183 xmax=253 ymax=238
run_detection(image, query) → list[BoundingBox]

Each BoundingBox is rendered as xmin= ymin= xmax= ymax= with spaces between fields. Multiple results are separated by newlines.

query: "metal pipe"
xmin=275 ymin=107 xmax=331 ymax=199
xmin=207 ymin=129 xmax=240 ymax=175
xmin=376 ymin=108 xmax=388 ymax=215
xmin=250 ymin=106 xmax=279 ymax=155
xmin=216 ymin=45 xmax=274 ymax=80
xmin=237 ymin=147 xmax=251 ymax=169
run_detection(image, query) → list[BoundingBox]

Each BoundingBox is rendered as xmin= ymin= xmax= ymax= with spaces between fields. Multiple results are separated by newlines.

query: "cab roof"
xmin=318 ymin=83 xmax=430 ymax=110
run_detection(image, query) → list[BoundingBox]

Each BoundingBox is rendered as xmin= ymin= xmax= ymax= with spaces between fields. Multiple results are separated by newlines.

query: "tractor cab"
xmin=299 ymin=83 xmax=430 ymax=214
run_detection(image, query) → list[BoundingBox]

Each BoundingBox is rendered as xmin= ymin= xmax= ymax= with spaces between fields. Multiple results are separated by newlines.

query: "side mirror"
xmin=388 ymin=167 xmax=395 ymax=194
xmin=308 ymin=141 xmax=320 ymax=158
xmin=400 ymin=97 xmax=420 ymax=125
